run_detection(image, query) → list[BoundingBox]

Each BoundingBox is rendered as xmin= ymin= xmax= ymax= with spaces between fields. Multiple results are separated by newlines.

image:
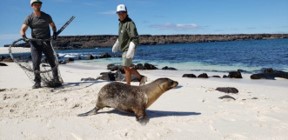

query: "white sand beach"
xmin=1 ymin=59 xmax=288 ymax=140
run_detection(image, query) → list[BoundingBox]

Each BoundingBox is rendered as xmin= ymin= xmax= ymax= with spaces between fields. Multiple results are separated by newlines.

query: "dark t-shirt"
xmin=118 ymin=16 xmax=139 ymax=52
xmin=24 ymin=11 xmax=53 ymax=39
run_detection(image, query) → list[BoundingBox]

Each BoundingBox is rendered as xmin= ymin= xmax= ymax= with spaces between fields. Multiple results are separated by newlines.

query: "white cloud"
xmin=150 ymin=23 xmax=199 ymax=30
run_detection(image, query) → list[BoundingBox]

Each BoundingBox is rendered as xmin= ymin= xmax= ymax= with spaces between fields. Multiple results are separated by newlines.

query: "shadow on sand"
xmin=52 ymin=80 xmax=109 ymax=92
xmin=97 ymin=109 xmax=201 ymax=119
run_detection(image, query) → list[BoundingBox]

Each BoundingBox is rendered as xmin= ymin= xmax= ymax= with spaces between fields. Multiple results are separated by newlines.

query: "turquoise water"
xmin=58 ymin=39 xmax=288 ymax=73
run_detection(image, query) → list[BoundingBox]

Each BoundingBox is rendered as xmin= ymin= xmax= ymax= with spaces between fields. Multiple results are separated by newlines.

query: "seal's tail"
xmin=77 ymin=107 xmax=98 ymax=117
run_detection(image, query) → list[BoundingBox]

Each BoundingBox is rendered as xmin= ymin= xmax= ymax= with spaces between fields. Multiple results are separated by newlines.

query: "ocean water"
xmin=57 ymin=39 xmax=288 ymax=73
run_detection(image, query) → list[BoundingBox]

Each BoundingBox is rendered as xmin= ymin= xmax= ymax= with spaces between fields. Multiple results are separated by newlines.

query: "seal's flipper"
xmin=77 ymin=107 xmax=98 ymax=117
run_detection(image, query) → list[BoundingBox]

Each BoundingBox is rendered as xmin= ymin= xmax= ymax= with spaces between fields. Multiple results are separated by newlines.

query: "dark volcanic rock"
xmin=216 ymin=87 xmax=239 ymax=94
xmin=1 ymin=58 xmax=13 ymax=62
xmin=250 ymin=73 xmax=275 ymax=80
xmin=198 ymin=73 xmax=209 ymax=78
xmin=162 ymin=66 xmax=177 ymax=70
xmin=134 ymin=63 xmax=145 ymax=70
xmin=107 ymin=64 xmax=124 ymax=73
xmin=212 ymin=75 xmax=221 ymax=78
xmin=227 ymin=70 xmax=242 ymax=79
xmin=98 ymin=53 xmax=111 ymax=59
xmin=143 ymin=63 xmax=158 ymax=70
xmin=134 ymin=63 xmax=158 ymax=70
xmin=182 ymin=74 xmax=197 ymax=78
xmin=0 ymin=62 xmax=8 ymax=66
xmin=107 ymin=64 xmax=120 ymax=71
xmin=99 ymin=72 xmax=116 ymax=81
xmin=250 ymin=68 xmax=288 ymax=80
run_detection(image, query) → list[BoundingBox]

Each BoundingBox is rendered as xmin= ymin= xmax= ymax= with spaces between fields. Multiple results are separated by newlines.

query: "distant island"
xmin=5 ymin=34 xmax=288 ymax=49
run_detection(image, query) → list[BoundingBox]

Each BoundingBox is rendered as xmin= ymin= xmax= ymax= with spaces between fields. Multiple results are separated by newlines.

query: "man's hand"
xmin=22 ymin=35 xmax=29 ymax=42
xmin=53 ymin=32 xmax=58 ymax=40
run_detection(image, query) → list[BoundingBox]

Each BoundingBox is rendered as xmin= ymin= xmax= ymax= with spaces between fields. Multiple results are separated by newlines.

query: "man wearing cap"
xmin=20 ymin=0 xmax=61 ymax=89
xmin=112 ymin=4 xmax=147 ymax=85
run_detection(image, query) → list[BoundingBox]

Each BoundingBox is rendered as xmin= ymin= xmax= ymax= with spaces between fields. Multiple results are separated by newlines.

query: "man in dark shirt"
xmin=20 ymin=0 xmax=61 ymax=89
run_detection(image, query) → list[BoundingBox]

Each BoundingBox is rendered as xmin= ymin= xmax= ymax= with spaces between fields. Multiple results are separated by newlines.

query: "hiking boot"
xmin=32 ymin=82 xmax=41 ymax=89
xmin=139 ymin=76 xmax=147 ymax=86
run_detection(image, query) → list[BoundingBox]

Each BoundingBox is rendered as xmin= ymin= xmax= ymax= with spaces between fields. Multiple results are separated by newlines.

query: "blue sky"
xmin=0 ymin=0 xmax=287 ymax=47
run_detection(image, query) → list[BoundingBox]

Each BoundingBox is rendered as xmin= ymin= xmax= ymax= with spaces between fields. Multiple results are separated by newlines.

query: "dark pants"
xmin=30 ymin=41 xmax=59 ymax=83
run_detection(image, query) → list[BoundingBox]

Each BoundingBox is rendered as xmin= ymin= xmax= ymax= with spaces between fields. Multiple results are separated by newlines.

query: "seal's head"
xmin=143 ymin=78 xmax=178 ymax=109
xmin=154 ymin=78 xmax=178 ymax=91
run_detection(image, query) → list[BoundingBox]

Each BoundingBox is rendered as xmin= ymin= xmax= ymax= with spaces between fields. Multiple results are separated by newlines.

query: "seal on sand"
xmin=78 ymin=78 xmax=178 ymax=124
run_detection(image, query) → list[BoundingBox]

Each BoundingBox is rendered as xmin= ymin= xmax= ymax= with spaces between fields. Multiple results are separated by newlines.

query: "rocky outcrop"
xmin=223 ymin=70 xmax=243 ymax=78
xmin=139 ymin=34 xmax=288 ymax=45
xmin=4 ymin=34 xmax=288 ymax=49
xmin=250 ymin=68 xmax=288 ymax=80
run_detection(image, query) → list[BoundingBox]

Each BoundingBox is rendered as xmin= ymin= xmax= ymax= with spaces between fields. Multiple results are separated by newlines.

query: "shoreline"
xmin=1 ymin=61 xmax=287 ymax=89
xmin=71 ymin=61 xmax=288 ymax=88
xmin=0 ymin=47 xmax=30 ymax=55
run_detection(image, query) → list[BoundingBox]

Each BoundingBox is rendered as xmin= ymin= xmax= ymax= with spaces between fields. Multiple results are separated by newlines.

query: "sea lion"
xmin=78 ymin=77 xmax=178 ymax=124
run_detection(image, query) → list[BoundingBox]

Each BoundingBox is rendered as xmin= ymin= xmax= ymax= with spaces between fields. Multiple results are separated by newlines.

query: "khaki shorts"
xmin=122 ymin=51 xmax=133 ymax=67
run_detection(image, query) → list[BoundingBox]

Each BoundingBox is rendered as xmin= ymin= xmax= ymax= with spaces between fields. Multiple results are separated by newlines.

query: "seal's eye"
xmin=168 ymin=80 xmax=174 ymax=85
